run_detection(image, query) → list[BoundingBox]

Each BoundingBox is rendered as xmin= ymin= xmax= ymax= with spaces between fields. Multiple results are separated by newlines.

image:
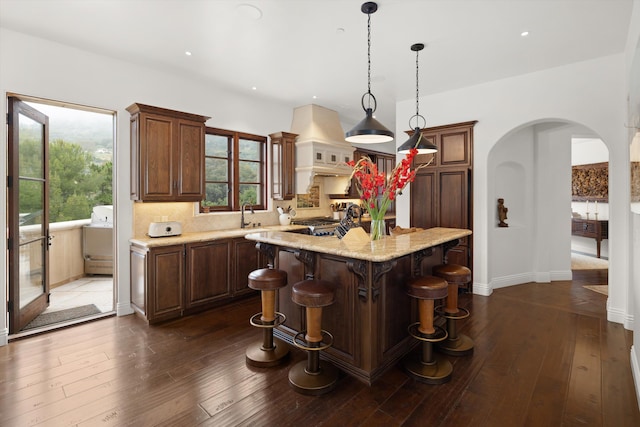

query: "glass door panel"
xmin=8 ymin=97 xmax=50 ymax=333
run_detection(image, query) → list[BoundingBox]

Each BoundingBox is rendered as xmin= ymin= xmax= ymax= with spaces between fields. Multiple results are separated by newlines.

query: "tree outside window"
xmin=204 ymin=128 xmax=266 ymax=212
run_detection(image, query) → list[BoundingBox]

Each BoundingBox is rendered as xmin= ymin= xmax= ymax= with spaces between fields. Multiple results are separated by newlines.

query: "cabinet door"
xmin=411 ymin=169 xmax=437 ymax=229
xmin=185 ymin=240 xmax=231 ymax=309
xmin=270 ymin=132 xmax=297 ymax=200
xmin=175 ymin=119 xmax=205 ymax=201
xmin=232 ymin=238 xmax=265 ymax=295
xmin=147 ymin=245 xmax=184 ymax=323
xmin=128 ymin=103 xmax=209 ymax=202
xmin=140 ymin=113 xmax=175 ymax=200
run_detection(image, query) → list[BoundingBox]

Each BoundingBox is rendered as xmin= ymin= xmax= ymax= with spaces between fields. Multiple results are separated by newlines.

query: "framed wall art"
xmin=571 ymin=162 xmax=608 ymax=202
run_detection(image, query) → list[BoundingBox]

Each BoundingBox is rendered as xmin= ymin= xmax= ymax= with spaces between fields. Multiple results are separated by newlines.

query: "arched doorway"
xmin=487 ymin=120 xmax=610 ymax=292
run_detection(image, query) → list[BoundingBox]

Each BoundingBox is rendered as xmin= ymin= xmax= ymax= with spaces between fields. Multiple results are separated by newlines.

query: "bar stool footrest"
xmin=249 ymin=312 xmax=286 ymax=328
xmin=434 ymin=306 xmax=470 ymax=320
xmin=407 ymin=322 xmax=448 ymax=343
xmin=292 ymin=330 xmax=334 ymax=352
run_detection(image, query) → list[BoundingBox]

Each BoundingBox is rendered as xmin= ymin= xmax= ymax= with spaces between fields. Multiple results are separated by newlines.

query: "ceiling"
xmin=0 ymin=0 xmax=633 ymax=134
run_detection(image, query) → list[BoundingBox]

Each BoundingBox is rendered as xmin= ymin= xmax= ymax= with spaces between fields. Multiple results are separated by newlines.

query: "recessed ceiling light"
xmin=235 ymin=4 xmax=263 ymax=21
xmin=251 ymin=86 xmax=257 ymax=91
xmin=312 ymin=95 xmax=317 ymax=99
xmin=521 ymin=31 xmax=529 ymax=37
xmin=185 ymin=51 xmax=192 ymax=56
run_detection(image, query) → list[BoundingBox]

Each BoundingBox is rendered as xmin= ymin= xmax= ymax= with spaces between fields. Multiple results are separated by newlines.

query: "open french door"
xmin=7 ymin=97 xmax=51 ymax=333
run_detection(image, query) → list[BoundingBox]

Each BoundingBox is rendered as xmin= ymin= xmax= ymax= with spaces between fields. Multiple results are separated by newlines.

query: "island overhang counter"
xmin=245 ymin=227 xmax=472 ymax=385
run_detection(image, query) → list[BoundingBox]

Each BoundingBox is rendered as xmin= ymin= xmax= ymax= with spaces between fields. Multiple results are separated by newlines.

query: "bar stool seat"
xmin=432 ymin=264 xmax=474 ymax=356
xmin=246 ymin=268 xmax=289 ymax=367
xmin=404 ymin=275 xmax=453 ymax=384
xmin=288 ymin=279 xmax=339 ymax=395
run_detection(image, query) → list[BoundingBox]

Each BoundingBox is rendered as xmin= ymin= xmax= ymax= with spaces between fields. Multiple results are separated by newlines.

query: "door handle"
xmin=47 ymin=235 xmax=55 ymax=247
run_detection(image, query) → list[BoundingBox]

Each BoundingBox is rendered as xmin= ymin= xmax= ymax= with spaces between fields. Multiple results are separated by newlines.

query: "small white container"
xmin=279 ymin=213 xmax=291 ymax=226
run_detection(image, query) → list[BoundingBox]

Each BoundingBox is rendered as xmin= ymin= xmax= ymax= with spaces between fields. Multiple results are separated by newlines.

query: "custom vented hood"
xmin=290 ymin=104 xmax=355 ymax=194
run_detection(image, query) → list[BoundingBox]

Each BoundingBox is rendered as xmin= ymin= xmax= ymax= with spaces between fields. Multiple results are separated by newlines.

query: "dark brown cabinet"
xmin=130 ymin=244 xmax=185 ymax=323
xmin=130 ymin=237 xmax=265 ymax=324
xmin=232 ymin=239 xmax=264 ymax=295
xmin=185 ymin=240 xmax=231 ymax=309
xmin=410 ymin=121 xmax=476 ymax=270
xmin=127 ymin=103 xmax=210 ymax=202
xmin=270 ymin=131 xmax=297 ymax=200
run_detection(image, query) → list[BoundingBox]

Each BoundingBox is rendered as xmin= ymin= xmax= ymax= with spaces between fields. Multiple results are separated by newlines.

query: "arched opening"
xmin=487 ymin=120 xmax=610 ymax=292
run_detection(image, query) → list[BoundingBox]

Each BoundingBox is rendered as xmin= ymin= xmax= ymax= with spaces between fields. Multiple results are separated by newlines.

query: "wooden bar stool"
xmin=288 ymin=279 xmax=339 ymax=395
xmin=246 ymin=268 xmax=289 ymax=367
xmin=432 ymin=264 xmax=474 ymax=356
xmin=404 ymin=275 xmax=453 ymax=384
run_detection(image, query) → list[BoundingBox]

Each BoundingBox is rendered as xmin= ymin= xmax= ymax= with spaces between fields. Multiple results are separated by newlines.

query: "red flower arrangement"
xmin=348 ymin=148 xmax=431 ymax=239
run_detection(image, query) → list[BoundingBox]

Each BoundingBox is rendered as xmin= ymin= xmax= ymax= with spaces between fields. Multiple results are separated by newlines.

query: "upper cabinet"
xmin=270 ymin=131 xmax=297 ymax=200
xmin=127 ymin=103 xmax=210 ymax=202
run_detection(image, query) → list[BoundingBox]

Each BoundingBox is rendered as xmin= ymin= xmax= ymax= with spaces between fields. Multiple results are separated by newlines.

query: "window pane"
xmin=206 ymin=134 xmax=229 ymax=156
xmin=205 ymin=183 xmax=229 ymax=206
xmin=239 ymin=160 xmax=259 ymax=182
xmin=205 ymin=158 xmax=229 ymax=181
xmin=239 ymin=138 xmax=260 ymax=161
xmin=239 ymin=184 xmax=261 ymax=205
xmin=19 ymin=113 xmax=43 ymax=178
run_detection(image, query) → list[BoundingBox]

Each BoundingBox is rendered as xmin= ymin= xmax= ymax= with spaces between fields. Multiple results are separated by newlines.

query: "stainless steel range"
xmin=291 ymin=217 xmax=340 ymax=236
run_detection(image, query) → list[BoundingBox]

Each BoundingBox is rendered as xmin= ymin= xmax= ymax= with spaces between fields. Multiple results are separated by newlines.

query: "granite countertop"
xmin=244 ymin=227 xmax=472 ymax=262
xmin=129 ymin=224 xmax=307 ymax=248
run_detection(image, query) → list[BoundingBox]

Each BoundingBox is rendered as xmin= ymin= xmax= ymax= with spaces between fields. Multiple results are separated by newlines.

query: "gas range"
xmin=291 ymin=217 xmax=340 ymax=236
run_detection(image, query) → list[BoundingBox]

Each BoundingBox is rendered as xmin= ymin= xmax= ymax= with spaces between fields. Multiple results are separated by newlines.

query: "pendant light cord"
xmin=415 ymin=47 xmax=419 ymax=120
xmin=367 ymin=11 xmax=372 ymax=109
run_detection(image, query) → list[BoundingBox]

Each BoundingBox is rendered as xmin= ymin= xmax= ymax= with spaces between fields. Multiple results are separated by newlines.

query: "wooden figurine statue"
xmin=498 ymin=198 xmax=508 ymax=227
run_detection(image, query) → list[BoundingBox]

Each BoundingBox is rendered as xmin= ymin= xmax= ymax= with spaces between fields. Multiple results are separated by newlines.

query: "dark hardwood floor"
xmin=1 ymin=269 xmax=638 ymax=426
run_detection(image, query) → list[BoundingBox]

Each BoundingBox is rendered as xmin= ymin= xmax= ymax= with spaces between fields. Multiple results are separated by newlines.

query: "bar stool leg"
xmin=437 ymin=282 xmax=474 ymax=356
xmin=289 ymin=306 xmax=339 ymax=395
xmin=404 ymin=299 xmax=453 ymax=384
xmin=246 ymin=289 xmax=289 ymax=367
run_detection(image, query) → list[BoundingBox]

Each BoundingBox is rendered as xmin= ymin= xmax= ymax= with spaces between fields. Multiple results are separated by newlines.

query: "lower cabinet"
xmin=185 ymin=240 xmax=231 ymax=310
xmin=130 ymin=237 xmax=264 ymax=324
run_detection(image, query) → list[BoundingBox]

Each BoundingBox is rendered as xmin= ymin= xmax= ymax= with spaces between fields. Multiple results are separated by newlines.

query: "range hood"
xmin=290 ymin=104 xmax=355 ymax=194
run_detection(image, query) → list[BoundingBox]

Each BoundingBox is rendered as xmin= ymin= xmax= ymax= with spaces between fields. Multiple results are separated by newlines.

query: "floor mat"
xmin=23 ymin=304 xmax=101 ymax=330
xmin=571 ymin=252 xmax=609 ymax=270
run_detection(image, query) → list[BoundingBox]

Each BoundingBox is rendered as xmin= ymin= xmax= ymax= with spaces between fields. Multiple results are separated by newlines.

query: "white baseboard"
xmin=491 ymin=272 xmax=535 ymax=289
xmin=550 ymin=270 xmax=572 ymax=281
xmin=472 ymin=282 xmax=493 ymax=296
xmin=0 ymin=328 xmax=7 ymax=347
xmin=116 ymin=302 xmax=134 ymax=317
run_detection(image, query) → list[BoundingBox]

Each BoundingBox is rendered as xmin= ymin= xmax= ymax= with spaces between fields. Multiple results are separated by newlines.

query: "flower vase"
xmin=370 ymin=218 xmax=386 ymax=241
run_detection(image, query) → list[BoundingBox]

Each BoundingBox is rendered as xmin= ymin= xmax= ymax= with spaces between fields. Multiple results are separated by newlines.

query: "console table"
xmin=571 ymin=218 xmax=608 ymax=258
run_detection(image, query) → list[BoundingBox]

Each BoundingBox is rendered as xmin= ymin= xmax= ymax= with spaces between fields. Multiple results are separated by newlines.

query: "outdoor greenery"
xmin=20 ymin=138 xmax=112 ymax=223
xmin=204 ymin=134 xmax=262 ymax=207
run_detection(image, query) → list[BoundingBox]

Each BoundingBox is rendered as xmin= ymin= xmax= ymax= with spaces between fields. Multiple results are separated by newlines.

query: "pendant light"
xmin=345 ymin=2 xmax=394 ymax=144
xmin=398 ymin=43 xmax=438 ymax=154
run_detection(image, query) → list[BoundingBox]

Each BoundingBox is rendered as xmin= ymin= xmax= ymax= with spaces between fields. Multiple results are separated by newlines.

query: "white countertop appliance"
xmin=148 ymin=221 xmax=182 ymax=237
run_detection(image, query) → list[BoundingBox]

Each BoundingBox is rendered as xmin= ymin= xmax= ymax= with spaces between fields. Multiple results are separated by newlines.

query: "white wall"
xmin=395 ymin=53 xmax=629 ymax=322
xmin=0 ymin=28 xmax=295 ymax=345
xmin=625 ymin=0 xmax=640 ymax=410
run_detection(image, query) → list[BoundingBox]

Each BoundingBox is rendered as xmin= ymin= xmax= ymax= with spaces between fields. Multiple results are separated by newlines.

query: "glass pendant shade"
xmin=398 ymin=127 xmax=437 ymax=154
xmin=345 ymin=108 xmax=394 ymax=143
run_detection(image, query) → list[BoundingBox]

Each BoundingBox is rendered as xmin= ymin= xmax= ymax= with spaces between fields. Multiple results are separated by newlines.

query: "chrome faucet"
xmin=241 ymin=203 xmax=254 ymax=228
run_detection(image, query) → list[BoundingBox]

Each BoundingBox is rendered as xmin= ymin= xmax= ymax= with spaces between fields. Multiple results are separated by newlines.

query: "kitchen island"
xmin=245 ymin=227 xmax=472 ymax=385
